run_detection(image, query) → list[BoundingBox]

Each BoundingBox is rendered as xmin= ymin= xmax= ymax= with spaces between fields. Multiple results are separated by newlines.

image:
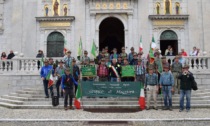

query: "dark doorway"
xmin=160 ymin=30 xmax=178 ymax=56
xmin=47 ymin=32 xmax=64 ymax=57
xmin=99 ymin=17 xmax=124 ymax=53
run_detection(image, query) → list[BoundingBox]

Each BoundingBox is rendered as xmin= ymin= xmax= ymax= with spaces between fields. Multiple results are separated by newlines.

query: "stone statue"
xmin=45 ymin=6 xmax=49 ymax=16
xmin=165 ymin=0 xmax=170 ymax=14
xmin=176 ymin=4 xmax=180 ymax=15
xmin=64 ymin=6 xmax=67 ymax=16
xmin=156 ymin=4 xmax=160 ymax=15
xmin=53 ymin=0 xmax=59 ymax=16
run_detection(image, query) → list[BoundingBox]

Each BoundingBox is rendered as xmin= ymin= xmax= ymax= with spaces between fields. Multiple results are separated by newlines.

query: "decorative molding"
xmin=40 ymin=21 xmax=71 ymax=27
xmin=36 ymin=16 xmax=75 ymax=22
xmin=149 ymin=15 xmax=189 ymax=20
xmin=153 ymin=20 xmax=185 ymax=26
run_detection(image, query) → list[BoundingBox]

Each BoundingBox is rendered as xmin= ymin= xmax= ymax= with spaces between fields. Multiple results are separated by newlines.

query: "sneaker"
xmin=162 ymin=107 xmax=168 ymax=110
xmin=169 ymin=107 xmax=173 ymax=111
xmin=179 ymin=109 xmax=183 ymax=112
xmin=45 ymin=96 xmax=49 ymax=98
xmin=186 ymin=109 xmax=190 ymax=112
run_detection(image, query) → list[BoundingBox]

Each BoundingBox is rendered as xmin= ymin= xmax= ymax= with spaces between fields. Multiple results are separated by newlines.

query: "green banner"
xmin=121 ymin=65 xmax=135 ymax=77
xmin=81 ymin=81 xmax=141 ymax=97
xmin=81 ymin=65 xmax=96 ymax=77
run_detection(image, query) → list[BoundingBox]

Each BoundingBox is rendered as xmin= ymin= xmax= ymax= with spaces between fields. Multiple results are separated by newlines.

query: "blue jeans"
xmin=162 ymin=86 xmax=172 ymax=107
xmin=180 ymin=90 xmax=191 ymax=110
xmin=43 ymin=79 xmax=54 ymax=97
xmin=111 ymin=77 xmax=117 ymax=82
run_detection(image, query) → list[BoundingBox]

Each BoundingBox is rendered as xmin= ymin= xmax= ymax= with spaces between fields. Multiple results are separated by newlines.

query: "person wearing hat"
xmin=61 ymin=67 xmax=78 ymax=110
xmin=159 ymin=64 xmax=174 ymax=111
xmin=135 ymin=59 xmax=146 ymax=83
xmin=55 ymin=60 xmax=65 ymax=98
xmin=97 ymin=49 xmax=105 ymax=62
xmin=104 ymin=46 xmax=110 ymax=58
xmin=120 ymin=47 xmax=127 ymax=60
xmin=161 ymin=56 xmax=170 ymax=71
xmin=145 ymin=66 xmax=158 ymax=110
xmin=128 ymin=47 xmax=137 ymax=63
xmin=72 ymin=58 xmax=80 ymax=94
xmin=82 ymin=50 xmax=90 ymax=64
xmin=40 ymin=59 xmax=54 ymax=98
xmin=97 ymin=58 xmax=109 ymax=82
xmin=117 ymin=54 xmax=124 ymax=66
xmin=110 ymin=48 xmax=118 ymax=60
xmin=171 ymin=55 xmax=182 ymax=94
xmin=130 ymin=52 xmax=138 ymax=65
xmin=63 ymin=50 xmax=73 ymax=68
xmin=177 ymin=64 xmax=194 ymax=112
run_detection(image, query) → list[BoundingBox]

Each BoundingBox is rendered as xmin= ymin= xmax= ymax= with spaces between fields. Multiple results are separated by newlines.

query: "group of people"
xmin=39 ymin=46 xmax=195 ymax=112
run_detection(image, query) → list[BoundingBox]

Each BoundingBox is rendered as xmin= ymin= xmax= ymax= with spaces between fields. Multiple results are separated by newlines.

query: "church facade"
xmin=0 ymin=0 xmax=210 ymax=57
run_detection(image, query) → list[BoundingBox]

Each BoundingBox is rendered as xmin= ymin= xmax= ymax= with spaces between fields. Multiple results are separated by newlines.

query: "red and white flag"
xmin=138 ymin=83 xmax=145 ymax=110
xmin=139 ymin=35 xmax=143 ymax=52
xmin=46 ymin=70 xmax=54 ymax=88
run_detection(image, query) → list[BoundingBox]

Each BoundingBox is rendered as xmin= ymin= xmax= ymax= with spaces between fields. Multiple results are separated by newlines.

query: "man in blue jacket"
xmin=61 ymin=67 xmax=78 ymax=110
xmin=159 ymin=65 xmax=174 ymax=111
xmin=40 ymin=59 xmax=54 ymax=98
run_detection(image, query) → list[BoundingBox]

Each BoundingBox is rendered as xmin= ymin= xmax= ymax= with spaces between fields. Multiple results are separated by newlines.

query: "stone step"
xmin=0 ymin=98 xmax=23 ymax=105
xmin=1 ymin=95 xmax=49 ymax=101
xmin=10 ymin=93 xmax=45 ymax=98
xmin=1 ymin=103 xmax=210 ymax=109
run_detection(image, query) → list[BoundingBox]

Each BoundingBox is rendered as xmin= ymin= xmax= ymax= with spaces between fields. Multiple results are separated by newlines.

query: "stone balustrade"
xmin=0 ymin=56 xmax=210 ymax=75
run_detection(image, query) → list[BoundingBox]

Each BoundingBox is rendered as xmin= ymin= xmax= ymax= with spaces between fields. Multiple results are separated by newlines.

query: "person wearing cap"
xmin=72 ymin=59 xmax=80 ymax=94
xmin=109 ymin=58 xmax=121 ymax=82
xmin=97 ymin=49 xmax=105 ymax=63
xmin=117 ymin=54 xmax=124 ymax=66
xmin=135 ymin=59 xmax=145 ymax=83
xmin=159 ymin=65 xmax=174 ymax=111
xmin=63 ymin=50 xmax=73 ymax=68
xmin=110 ymin=48 xmax=118 ymax=61
xmin=82 ymin=50 xmax=90 ymax=64
xmin=120 ymin=47 xmax=127 ymax=60
xmin=145 ymin=66 xmax=158 ymax=110
xmin=177 ymin=64 xmax=194 ymax=112
xmin=104 ymin=46 xmax=110 ymax=58
xmin=146 ymin=57 xmax=157 ymax=74
xmin=97 ymin=58 xmax=109 ymax=82
xmin=130 ymin=52 xmax=138 ymax=65
xmin=55 ymin=60 xmax=66 ymax=98
xmin=49 ymin=57 xmax=57 ymax=70
xmin=172 ymin=55 xmax=182 ymax=94
xmin=40 ymin=59 xmax=54 ymax=98
xmin=105 ymin=56 xmax=111 ymax=67
xmin=61 ymin=67 xmax=78 ymax=110
xmin=121 ymin=58 xmax=134 ymax=82
xmin=128 ymin=47 xmax=136 ymax=63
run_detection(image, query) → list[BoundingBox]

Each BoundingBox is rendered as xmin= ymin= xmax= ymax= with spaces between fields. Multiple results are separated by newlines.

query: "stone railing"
xmin=0 ymin=56 xmax=210 ymax=75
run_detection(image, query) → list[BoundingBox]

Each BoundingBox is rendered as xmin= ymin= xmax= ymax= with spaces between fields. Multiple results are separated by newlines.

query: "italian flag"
xmin=46 ymin=70 xmax=54 ymax=88
xmin=139 ymin=35 xmax=143 ymax=52
xmin=151 ymin=35 xmax=156 ymax=50
xmin=139 ymin=83 xmax=145 ymax=110
xmin=63 ymin=39 xmax=67 ymax=55
xmin=74 ymin=83 xmax=81 ymax=109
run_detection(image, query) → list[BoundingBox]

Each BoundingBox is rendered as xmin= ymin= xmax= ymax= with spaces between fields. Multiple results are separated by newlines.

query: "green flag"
xmin=40 ymin=56 xmax=44 ymax=67
xmin=78 ymin=37 xmax=82 ymax=57
xmin=91 ymin=40 xmax=97 ymax=58
xmin=149 ymin=45 xmax=155 ymax=64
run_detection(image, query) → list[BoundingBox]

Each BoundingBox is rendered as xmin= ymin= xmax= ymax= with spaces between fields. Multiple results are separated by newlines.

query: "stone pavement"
xmin=0 ymin=107 xmax=210 ymax=126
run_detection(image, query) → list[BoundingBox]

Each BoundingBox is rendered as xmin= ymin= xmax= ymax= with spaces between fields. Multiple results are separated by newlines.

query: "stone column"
xmin=128 ymin=13 xmax=133 ymax=50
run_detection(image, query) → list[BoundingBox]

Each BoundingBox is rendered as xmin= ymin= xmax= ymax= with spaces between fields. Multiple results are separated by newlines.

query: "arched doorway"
xmin=160 ymin=30 xmax=178 ymax=56
xmin=47 ymin=32 xmax=64 ymax=57
xmin=99 ymin=17 xmax=124 ymax=53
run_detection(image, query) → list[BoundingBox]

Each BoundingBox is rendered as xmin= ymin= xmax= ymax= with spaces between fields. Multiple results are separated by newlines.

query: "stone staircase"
xmin=0 ymin=84 xmax=210 ymax=109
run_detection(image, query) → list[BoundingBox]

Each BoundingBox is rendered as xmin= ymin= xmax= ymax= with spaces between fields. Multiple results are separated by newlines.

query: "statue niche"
xmin=156 ymin=3 xmax=160 ymax=15
xmin=53 ymin=0 xmax=59 ymax=16
xmin=44 ymin=5 xmax=49 ymax=16
xmin=63 ymin=5 xmax=67 ymax=16
xmin=165 ymin=0 xmax=170 ymax=14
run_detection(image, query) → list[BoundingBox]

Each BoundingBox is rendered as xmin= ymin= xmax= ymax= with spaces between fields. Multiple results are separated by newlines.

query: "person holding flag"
xmin=61 ymin=67 xmax=78 ymax=110
xmin=55 ymin=60 xmax=65 ymax=98
xmin=40 ymin=59 xmax=54 ymax=98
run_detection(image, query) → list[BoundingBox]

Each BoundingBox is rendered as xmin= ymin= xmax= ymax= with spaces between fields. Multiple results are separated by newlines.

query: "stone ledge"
xmin=36 ymin=16 xmax=75 ymax=22
xmin=149 ymin=15 xmax=189 ymax=20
